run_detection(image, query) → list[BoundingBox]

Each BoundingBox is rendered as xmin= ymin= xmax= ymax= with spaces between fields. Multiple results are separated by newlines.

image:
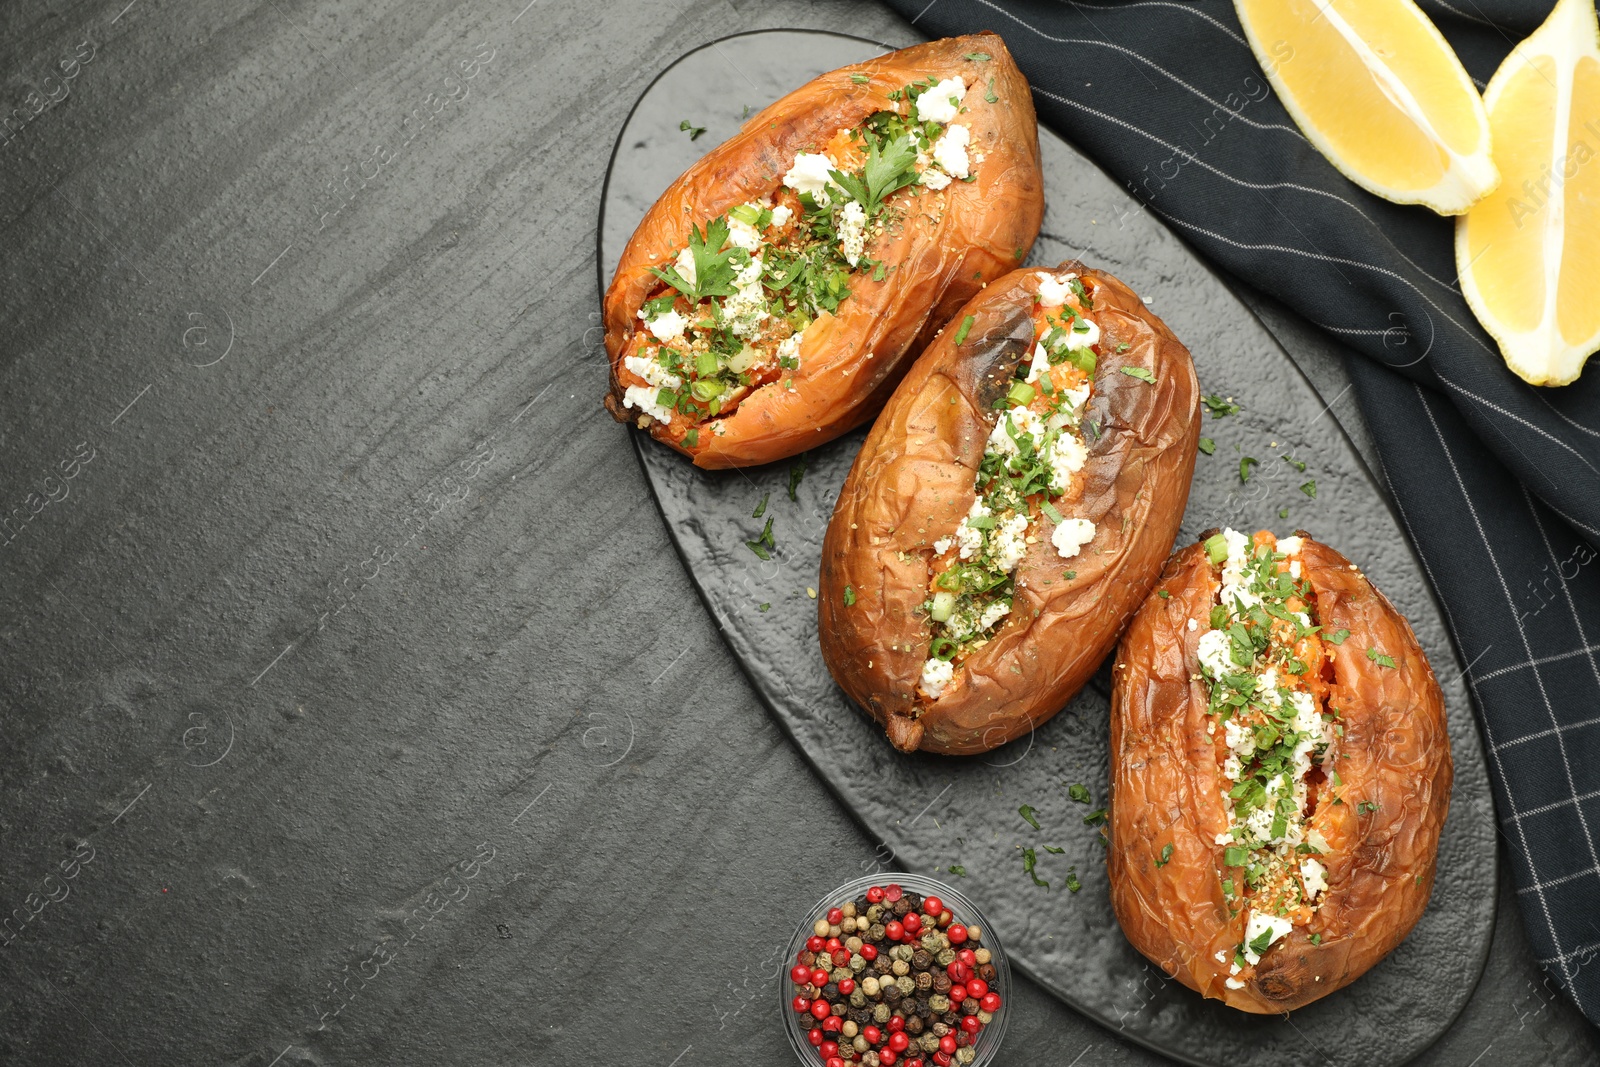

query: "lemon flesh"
xmin=1237 ymin=0 xmax=1498 ymax=214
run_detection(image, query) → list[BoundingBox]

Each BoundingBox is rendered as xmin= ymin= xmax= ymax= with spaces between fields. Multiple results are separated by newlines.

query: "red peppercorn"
xmin=885 ymin=920 xmax=904 ymax=941
xmin=791 ymin=965 xmax=812 ymax=984
xmin=837 ymin=978 xmax=855 ymax=995
xmin=820 ymin=1041 xmax=839 ymax=1058
xmin=832 ymin=948 xmax=851 ymax=968
xmin=879 ymin=1050 xmax=898 ymax=1067
xmin=885 ymin=883 xmax=903 ymax=902
xmin=933 ymin=1054 xmax=952 ymax=1067
xmin=903 ymin=913 xmax=922 ymax=935
xmin=810 ymin=999 xmax=831 ymax=1020
xmin=887 ymin=1016 xmax=904 ymax=1032
xmin=822 ymin=1015 xmax=843 ymax=1033
xmin=792 ymin=995 xmax=811 ymax=1013
xmin=980 ymin=992 xmax=1002 ymax=1012
xmin=826 ymin=1058 xmax=844 ymax=1067
xmin=866 ymin=886 xmax=885 ymax=903
xmin=863 ymin=1025 xmax=882 ymax=1044
xmin=958 ymin=949 xmax=977 ymax=966
xmin=808 ymin=936 xmax=826 ymax=952
xmin=827 ymin=907 xmax=844 ymax=924
xmin=947 ymin=924 xmax=968 ymax=945
xmin=860 ymin=944 xmax=879 ymax=961
xmin=967 ymin=978 xmax=988 ymax=999
xmin=922 ymin=896 xmax=943 ymax=917
xmin=939 ymin=1035 xmax=958 ymax=1055
xmin=888 ymin=1032 xmax=910 ymax=1052
xmin=907 ymin=1060 xmax=925 ymax=1067
xmin=960 ymin=1015 xmax=981 ymax=1034
xmin=809 ymin=1028 xmax=824 ymax=1047
xmin=950 ymin=984 xmax=968 ymax=1003
xmin=825 ymin=937 xmax=842 ymax=952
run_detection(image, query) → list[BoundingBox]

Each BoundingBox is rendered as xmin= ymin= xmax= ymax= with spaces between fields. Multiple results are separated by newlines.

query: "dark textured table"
xmin=0 ymin=1 xmax=1595 ymax=1064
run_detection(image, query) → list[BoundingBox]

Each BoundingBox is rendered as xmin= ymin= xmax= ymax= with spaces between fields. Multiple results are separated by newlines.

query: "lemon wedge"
xmin=1456 ymin=0 xmax=1600 ymax=386
xmin=1236 ymin=0 xmax=1499 ymax=214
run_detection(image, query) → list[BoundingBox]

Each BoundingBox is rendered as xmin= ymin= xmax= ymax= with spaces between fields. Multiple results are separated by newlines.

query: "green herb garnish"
xmin=1198 ymin=437 xmax=1216 ymax=455
xmin=678 ymin=119 xmax=706 ymax=140
xmin=1120 ymin=366 xmax=1156 ymax=384
xmin=953 ymin=314 xmax=975 ymax=345
xmin=1019 ymin=804 xmax=1040 ymax=830
xmin=1201 ymin=394 xmax=1241 ymax=418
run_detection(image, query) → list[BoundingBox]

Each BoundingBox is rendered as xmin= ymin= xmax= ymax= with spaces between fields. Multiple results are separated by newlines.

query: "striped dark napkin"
xmin=881 ymin=0 xmax=1600 ymax=1027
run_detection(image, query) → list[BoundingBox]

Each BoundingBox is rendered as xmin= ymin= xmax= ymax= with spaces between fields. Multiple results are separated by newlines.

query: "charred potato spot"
xmin=603 ymin=34 xmax=1045 ymax=469
xmin=1109 ymin=532 xmax=1451 ymax=1012
xmin=820 ymin=262 xmax=1200 ymax=755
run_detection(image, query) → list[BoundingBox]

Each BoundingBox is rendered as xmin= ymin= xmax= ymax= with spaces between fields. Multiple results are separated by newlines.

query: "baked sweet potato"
xmin=819 ymin=262 xmax=1201 ymax=755
xmin=603 ymin=34 xmax=1044 ymax=469
xmin=1108 ymin=530 xmax=1452 ymax=1012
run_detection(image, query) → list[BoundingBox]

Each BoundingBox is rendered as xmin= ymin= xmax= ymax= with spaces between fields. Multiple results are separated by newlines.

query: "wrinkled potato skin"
xmin=1108 ymin=538 xmax=1453 ymax=1013
xmin=603 ymin=34 xmax=1044 ymax=469
xmin=819 ymin=263 xmax=1200 ymax=755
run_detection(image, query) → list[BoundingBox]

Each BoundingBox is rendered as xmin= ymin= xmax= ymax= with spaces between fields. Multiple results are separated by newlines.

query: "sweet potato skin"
xmin=818 ymin=263 xmax=1200 ymax=755
xmin=1108 ymin=537 xmax=1453 ymax=1012
xmin=602 ymin=33 xmax=1044 ymax=469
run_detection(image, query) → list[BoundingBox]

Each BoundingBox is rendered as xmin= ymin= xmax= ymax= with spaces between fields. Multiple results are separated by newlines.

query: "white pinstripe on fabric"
xmin=1475 ymin=645 xmax=1600 ymax=684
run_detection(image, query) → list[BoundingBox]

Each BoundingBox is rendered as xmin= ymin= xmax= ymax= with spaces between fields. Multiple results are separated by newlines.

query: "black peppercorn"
xmin=883 ymin=983 xmax=903 ymax=1002
xmin=906 ymin=1015 xmax=925 ymax=1035
xmin=914 ymin=996 xmax=931 ymax=1017
xmin=978 ymin=962 xmax=997 ymax=982
xmin=823 ymin=982 xmax=840 ymax=1000
xmin=873 ymin=957 xmax=893 ymax=975
xmin=962 ymin=996 xmax=980 ymax=1015
xmin=799 ymin=950 xmax=816 ymax=968
xmin=914 ymin=971 xmax=933 ymax=992
xmin=849 ymin=1006 xmax=871 ymax=1025
xmin=911 ymin=949 xmax=932 ymax=970
xmin=933 ymin=973 xmax=951 ymax=994
xmin=891 ymin=898 xmax=912 ymax=917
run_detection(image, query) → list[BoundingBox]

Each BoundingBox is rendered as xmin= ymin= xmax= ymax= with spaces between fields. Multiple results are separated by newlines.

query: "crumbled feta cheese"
xmin=987 ymin=407 xmax=1045 ymax=457
xmin=622 ymin=384 xmax=673 ymax=424
xmin=1225 ymin=976 xmax=1246 ymax=990
xmin=674 ymin=247 xmax=697 ymax=286
xmin=1277 ymin=535 xmax=1303 ymax=556
xmin=727 ymin=213 xmax=763 ymax=251
xmin=775 ymin=332 xmax=803 ymax=369
xmin=1242 ymin=912 xmax=1293 ymax=965
xmin=915 ymin=77 xmax=966 ymax=124
xmin=837 ymin=200 xmax=867 ymax=266
xmin=1048 ymin=435 xmax=1088 ymax=492
xmin=770 ymin=204 xmax=792 ymax=228
xmin=920 ymin=657 xmax=954 ymax=699
xmin=991 ymin=513 xmax=1030 ymax=572
xmin=955 ymin=498 xmax=992 ymax=560
xmin=1301 ymin=857 xmax=1328 ymax=900
xmin=1223 ymin=716 xmax=1256 ymax=758
xmin=623 ymin=354 xmax=681 ymax=389
xmin=1214 ymin=831 xmax=1234 ymax=845
xmin=932 ymin=536 xmax=954 ymax=556
xmin=1051 ymin=517 xmax=1095 ymax=559
xmin=1036 ymin=272 xmax=1075 ymax=308
xmin=1187 ymin=618 xmax=1199 ymax=632
xmin=919 ymin=166 xmax=952 ymax=191
xmin=1196 ymin=628 xmax=1234 ymax=678
xmin=783 ymin=152 xmax=838 ymax=204
xmin=931 ymin=124 xmax=971 ymax=179
xmin=1025 ymin=343 xmax=1052 ymax=383
xmin=723 ymin=255 xmax=769 ymax=338
xmin=1214 ymin=950 xmax=1228 ymax=964
xmin=641 ymin=308 xmax=688 ymax=344
xmin=1305 ymin=828 xmax=1330 ymax=854
xmin=1221 ymin=755 xmax=1242 ymax=781
xmin=1065 ymin=316 xmax=1101 ymax=350
xmin=978 ymin=599 xmax=1011 ymax=632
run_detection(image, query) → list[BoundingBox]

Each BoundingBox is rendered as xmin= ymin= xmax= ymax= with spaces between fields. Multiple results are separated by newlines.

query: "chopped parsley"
xmin=964 ymin=51 xmax=991 ymax=61
xmin=843 ymin=585 xmax=857 ymax=607
xmin=1366 ymin=646 xmax=1396 ymax=668
xmin=1300 ymin=479 xmax=1317 ymax=498
xmin=1067 ymin=783 xmax=1091 ymax=803
xmin=1156 ymin=843 xmax=1174 ymax=868
xmin=1022 ymin=847 xmax=1048 ymax=888
xmin=752 ymin=493 xmax=768 ymax=518
xmin=850 ymin=73 xmax=871 ymax=85
xmin=1018 ymin=804 xmax=1040 ymax=830
xmin=1198 ymin=437 xmax=1216 ymax=455
xmin=1325 ymin=628 xmax=1350 ymax=645
xmin=1083 ymin=807 xmax=1107 ymax=826
xmin=745 ymin=516 xmax=776 ymax=560
xmin=1064 ymin=867 xmax=1082 ymax=893
xmin=678 ymin=119 xmax=706 ymax=140
xmin=1201 ymin=394 xmax=1241 ymax=418
xmin=1282 ymin=454 xmax=1307 ymax=473
xmin=759 ymin=602 xmax=771 ymax=612
xmin=1120 ymin=366 xmax=1156 ymax=384
xmin=788 ymin=459 xmax=807 ymax=501
xmin=984 ymin=77 xmax=998 ymax=103
xmin=1239 ymin=456 xmax=1259 ymax=483
xmin=948 ymin=864 xmax=968 ymax=877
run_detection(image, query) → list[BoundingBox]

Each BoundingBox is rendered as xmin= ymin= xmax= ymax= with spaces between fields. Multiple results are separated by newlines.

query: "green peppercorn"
xmin=920 ymin=1033 xmax=941 ymax=1054
xmin=976 ymin=1010 xmax=993 ymax=1025
xmin=936 ymin=948 xmax=956 ymax=966
xmin=866 ymin=904 xmax=884 ymax=923
xmin=850 ymin=990 xmax=867 ymax=1008
xmin=922 ymin=933 xmax=943 ymax=954
xmin=890 ymin=959 xmax=910 ymax=977
xmin=892 ymin=944 xmax=915 ymax=963
xmin=896 ymin=975 xmax=915 ymax=996
xmin=845 ymin=936 xmax=864 ymax=953
xmin=956 ymin=1048 xmax=976 ymax=1065
xmin=929 ymin=994 xmax=951 ymax=1013
xmin=872 ymin=1003 xmax=891 ymax=1024
xmin=867 ymin=923 xmax=886 ymax=942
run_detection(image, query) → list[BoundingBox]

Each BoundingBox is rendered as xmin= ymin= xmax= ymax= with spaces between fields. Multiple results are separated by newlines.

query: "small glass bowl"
xmin=779 ymin=873 xmax=1011 ymax=1067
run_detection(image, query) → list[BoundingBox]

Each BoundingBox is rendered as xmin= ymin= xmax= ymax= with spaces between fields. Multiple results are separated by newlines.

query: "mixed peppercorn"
xmin=789 ymin=883 xmax=1002 ymax=1067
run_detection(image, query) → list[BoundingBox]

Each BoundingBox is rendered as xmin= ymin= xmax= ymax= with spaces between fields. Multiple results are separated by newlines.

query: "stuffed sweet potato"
xmin=603 ymin=34 xmax=1044 ymax=468
xmin=819 ymin=262 xmax=1201 ymax=755
xmin=1108 ymin=529 xmax=1452 ymax=1012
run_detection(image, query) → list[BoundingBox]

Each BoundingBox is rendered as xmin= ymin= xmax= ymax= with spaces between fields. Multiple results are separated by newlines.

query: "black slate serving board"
xmin=597 ymin=31 xmax=1497 ymax=1067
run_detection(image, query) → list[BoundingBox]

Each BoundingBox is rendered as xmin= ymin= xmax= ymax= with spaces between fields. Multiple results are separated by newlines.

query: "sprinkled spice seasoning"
xmin=790 ymin=884 xmax=1003 ymax=1066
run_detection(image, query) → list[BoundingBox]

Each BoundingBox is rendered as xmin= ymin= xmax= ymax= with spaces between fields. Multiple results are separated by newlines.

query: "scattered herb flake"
xmin=984 ymin=77 xmax=998 ymax=103
xmin=1283 ymin=454 xmax=1307 ymax=473
xmin=1249 ymin=927 xmax=1274 ymax=955
xmin=1326 ymin=628 xmax=1350 ymax=645
xmin=759 ymin=602 xmax=771 ymax=612
xmin=1067 ymin=783 xmax=1091 ymax=804
xmin=1357 ymin=800 xmax=1380 ymax=815
xmin=1022 ymin=847 xmax=1048 ymax=888
xmin=850 ymin=73 xmax=871 ymax=84
xmin=788 ymin=459 xmax=808 ymax=501
xmin=1366 ymin=646 xmax=1396 ymax=668
xmin=1279 ymin=506 xmax=1290 ymax=519
xmin=1239 ymin=456 xmax=1259 ymax=483
xmin=745 ymin=516 xmax=776 ymax=560
xmin=1156 ymin=843 xmax=1174 ymax=868
xmin=1019 ymin=804 xmax=1040 ymax=830
xmin=1309 ymin=933 xmax=1322 ymax=946
xmin=678 ymin=119 xmax=706 ymax=140
xmin=1157 ymin=589 xmax=1171 ymax=599
xmin=1202 ymin=394 xmax=1241 ymax=418
xmin=948 ymin=864 xmax=968 ymax=877
xmin=843 ymin=585 xmax=857 ymax=607
xmin=1064 ymin=867 xmax=1082 ymax=893
xmin=752 ymin=493 xmax=768 ymax=519
xmin=965 ymin=51 xmax=992 ymax=61
xmin=1064 ymin=570 xmax=1077 ymax=580
xmin=1300 ymin=479 xmax=1317 ymax=498
xmin=1083 ymin=807 xmax=1108 ymax=826
xmin=1121 ymin=366 xmax=1156 ymax=384
xmin=953 ymin=314 xmax=975 ymax=345
xmin=1198 ymin=437 xmax=1216 ymax=455
xmin=1043 ymin=845 xmax=1065 ymax=854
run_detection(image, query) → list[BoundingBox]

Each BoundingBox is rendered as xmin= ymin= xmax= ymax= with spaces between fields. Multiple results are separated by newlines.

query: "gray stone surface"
xmin=0 ymin=0 xmax=1594 ymax=1064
